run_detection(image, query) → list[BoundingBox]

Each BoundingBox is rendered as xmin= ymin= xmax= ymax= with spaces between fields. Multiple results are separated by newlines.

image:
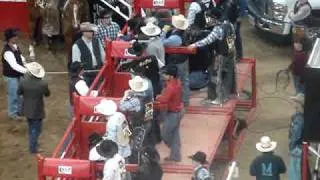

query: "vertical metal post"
xmin=37 ymin=155 xmax=45 ymax=180
xmin=302 ymin=142 xmax=309 ymax=180
xmin=250 ymin=59 xmax=257 ymax=108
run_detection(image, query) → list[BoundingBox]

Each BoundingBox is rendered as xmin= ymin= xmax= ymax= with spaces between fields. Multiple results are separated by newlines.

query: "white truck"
xmin=247 ymin=0 xmax=320 ymax=41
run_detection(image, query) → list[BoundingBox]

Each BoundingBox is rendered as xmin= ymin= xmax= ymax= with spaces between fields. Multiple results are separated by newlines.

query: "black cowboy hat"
xmin=161 ymin=64 xmax=178 ymax=78
xmin=141 ymin=146 xmax=160 ymax=163
xmin=69 ymin=61 xmax=84 ymax=74
xmin=4 ymin=28 xmax=19 ymax=41
xmin=188 ymin=151 xmax=209 ymax=164
xmin=96 ymin=139 xmax=118 ymax=158
xmin=128 ymin=41 xmax=147 ymax=56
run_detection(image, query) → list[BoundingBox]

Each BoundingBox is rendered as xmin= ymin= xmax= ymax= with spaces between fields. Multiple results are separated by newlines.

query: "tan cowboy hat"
xmin=25 ymin=62 xmax=45 ymax=78
xmin=80 ymin=22 xmax=98 ymax=32
xmin=140 ymin=22 xmax=161 ymax=37
xmin=129 ymin=76 xmax=149 ymax=92
xmin=94 ymin=99 xmax=117 ymax=116
xmin=256 ymin=136 xmax=277 ymax=153
xmin=172 ymin=14 xmax=189 ymax=30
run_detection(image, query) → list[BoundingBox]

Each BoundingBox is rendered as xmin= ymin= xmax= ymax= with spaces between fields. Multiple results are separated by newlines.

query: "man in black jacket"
xmin=18 ymin=62 xmax=50 ymax=154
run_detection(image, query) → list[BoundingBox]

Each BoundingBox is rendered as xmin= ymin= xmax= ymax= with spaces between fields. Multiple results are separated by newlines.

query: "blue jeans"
xmin=189 ymin=71 xmax=209 ymax=90
xmin=161 ymin=111 xmax=183 ymax=161
xmin=4 ymin=76 xmax=22 ymax=118
xmin=27 ymin=119 xmax=43 ymax=153
xmin=293 ymin=75 xmax=305 ymax=94
xmin=176 ymin=61 xmax=190 ymax=106
xmin=289 ymin=147 xmax=302 ymax=180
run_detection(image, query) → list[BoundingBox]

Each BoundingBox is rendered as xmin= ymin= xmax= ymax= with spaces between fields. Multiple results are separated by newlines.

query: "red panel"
xmin=0 ymin=2 xmax=29 ymax=33
xmin=111 ymin=72 xmax=131 ymax=98
xmin=138 ymin=0 xmax=182 ymax=9
xmin=42 ymin=158 xmax=92 ymax=178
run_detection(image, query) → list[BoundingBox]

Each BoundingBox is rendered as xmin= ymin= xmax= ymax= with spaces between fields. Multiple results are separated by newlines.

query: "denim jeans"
xmin=27 ymin=119 xmax=43 ymax=153
xmin=161 ymin=111 xmax=183 ymax=161
xmin=289 ymin=147 xmax=302 ymax=180
xmin=293 ymin=75 xmax=305 ymax=94
xmin=189 ymin=71 xmax=209 ymax=90
xmin=176 ymin=61 xmax=190 ymax=106
xmin=235 ymin=22 xmax=243 ymax=59
xmin=4 ymin=76 xmax=22 ymax=118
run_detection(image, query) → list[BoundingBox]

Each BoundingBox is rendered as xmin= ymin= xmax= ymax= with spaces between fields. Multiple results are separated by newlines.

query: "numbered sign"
xmin=58 ymin=166 xmax=72 ymax=175
xmin=153 ymin=0 xmax=165 ymax=6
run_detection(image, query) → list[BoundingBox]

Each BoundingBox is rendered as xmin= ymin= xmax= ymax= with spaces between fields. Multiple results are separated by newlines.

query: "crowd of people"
xmin=1 ymin=0 xmax=316 ymax=179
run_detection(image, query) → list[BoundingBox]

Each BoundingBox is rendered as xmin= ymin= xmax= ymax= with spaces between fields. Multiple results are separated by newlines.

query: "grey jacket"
xmin=18 ymin=74 xmax=50 ymax=119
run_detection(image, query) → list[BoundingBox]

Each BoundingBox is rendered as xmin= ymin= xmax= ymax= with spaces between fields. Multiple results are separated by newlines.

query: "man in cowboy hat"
xmin=72 ymin=22 xmax=105 ymax=86
xmin=94 ymin=99 xmax=132 ymax=160
xmin=162 ymin=14 xmax=190 ymax=107
xmin=17 ymin=62 xmax=50 ymax=153
xmin=189 ymin=9 xmax=236 ymax=105
xmin=89 ymin=139 xmax=126 ymax=180
xmin=250 ymin=136 xmax=286 ymax=180
xmin=288 ymin=93 xmax=304 ymax=180
xmin=96 ymin=9 xmax=120 ymax=44
xmin=140 ymin=22 xmax=165 ymax=69
xmin=189 ymin=151 xmax=212 ymax=180
xmin=119 ymin=75 xmax=154 ymax=147
xmin=2 ymin=28 xmax=28 ymax=121
xmin=156 ymin=64 xmax=183 ymax=162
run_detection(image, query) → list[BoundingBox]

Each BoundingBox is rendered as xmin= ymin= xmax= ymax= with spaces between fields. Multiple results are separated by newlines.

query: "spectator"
xmin=119 ymin=76 xmax=154 ymax=147
xmin=250 ymin=136 xmax=286 ymax=180
xmin=17 ymin=62 xmax=50 ymax=153
xmin=187 ymin=0 xmax=215 ymax=29
xmin=134 ymin=146 xmax=163 ymax=180
xmin=119 ymin=16 xmax=146 ymax=41
xmin=96 ymin=9 xmax=120 ymax=44
xmin=2 ymin=28 xmax=27 ymax=121
xmin=140 ymin=22 xmax=165 ymax=68
xmin=288 ymin=39 xmax=309 ymax=97
xmin=89 ymin=139 xmax=126 ymax=180
xmin=156 ymin=65 xmax=183 ymax=162
xmin=72 ymin=22 xmax=105 ymax=86
xmin=162 ymin=14 xmax=190 ymax=107
xmin=288 ymin=94 xmax=304 ymax=180
xmin=189 ymin=151 xmax=213 ymax=180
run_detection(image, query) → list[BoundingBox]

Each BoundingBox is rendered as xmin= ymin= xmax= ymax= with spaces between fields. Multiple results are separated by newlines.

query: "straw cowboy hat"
xmin=25 ymin=62 xmax=45 ymax=78
xmin=129 ymin=76 xmax=149 ymax=92
xmin=80 ymin=22 xmax=98 ymax=32
xmin=94 ymin=99 xmax=117 ymax=116
xmin=256 ymin=136 xmax=277 ymax=152
xmin=172 ymin=14 xmax=189 ymax=30
xmin=140 ymin=22 xmax=161 ymax=37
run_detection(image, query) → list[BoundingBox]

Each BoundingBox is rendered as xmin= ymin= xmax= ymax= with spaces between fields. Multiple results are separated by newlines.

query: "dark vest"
xmin=75 ymin=38 xmax=103 ymax=70
xmin=215 ymin=22 xmax=235 ymax=56
xmin=127 ymin=92 xmax=153 ymax=128
xmin=293 ymin=1 xmax=312 ymax=26
xmin=1 ymin=44 xmax=24 ymax=78
xmin=165 ymin=30 xmax=189 ymax=65
xmin=193 ymin=0 xmax=213 ymax=29
xmin=69 ymin=75 xmax=82 ymax=105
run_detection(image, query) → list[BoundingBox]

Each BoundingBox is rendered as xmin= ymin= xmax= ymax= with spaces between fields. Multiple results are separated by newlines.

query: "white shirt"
xmin=75 ymin=79 xmax=89 ymax=96
xmin=103 ymin=154 xmax=126 ymax=180
xmin=72 ymin=36 xmax=106 ymax=67
xmin=89 ymin=145 xmax=106 ymax=161
xmin=3 ymin=44 xmax=27 ymax=74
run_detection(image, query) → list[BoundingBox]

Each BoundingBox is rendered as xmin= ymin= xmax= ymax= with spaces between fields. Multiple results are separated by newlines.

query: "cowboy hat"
xmin=4 ymin=28 xmax=19 ymax=41
xmin=69 ymin=61 xmax=84 ymax=74
xmin=188 ymin=151 xmax=209 ymax=164
xmin=25 ymin=62 xmax=45 ymax=78
xmin=127 ymin=41 xmax=147 ymax=56
xmin=129 ymin=76 xmax=149 ymax=92
xmin=172 ymin=14 xmax=189 ymax=30
xmin=96 ymin=139 xmax=119 ymax=158
xmin=161 ymin=64 xmax=178 ymax=78
xmin=94 ymin=99 xmax=117 ymax=116
xmin=80 ymin=22 xmax=98 ymax=32
xmin=256 ymin=136 xmax=277 ymax=152
xmin=140 ymin=22 xmax=161 ymax=37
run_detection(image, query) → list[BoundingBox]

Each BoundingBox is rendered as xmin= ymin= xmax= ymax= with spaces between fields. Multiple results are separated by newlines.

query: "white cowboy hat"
xmin=256 ymin=136 xmax=277 ymax=153
xmin=172 ymin=14 xmax=189 ymax=30
xmin=80 ymin=22 xmax=98 ymax=32
xmin=140 ymin=22 xmax=161 ymax=37
xmin=94 ymin=99 xmax=117 ymax=116
xmin=25 ymin=62 xmax=45 ymax=78
xmin=129 ymin=76 xmax=149 ymax=92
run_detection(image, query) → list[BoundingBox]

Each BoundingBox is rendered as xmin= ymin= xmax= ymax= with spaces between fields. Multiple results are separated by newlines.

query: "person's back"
xmin=250 ymin=152 xmax=286 ymax=180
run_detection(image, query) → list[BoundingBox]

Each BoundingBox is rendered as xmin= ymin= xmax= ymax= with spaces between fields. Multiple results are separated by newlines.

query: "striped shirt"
xmin=96 ymin=22 xmax=120 ymax=45
xmin=195 ymin=25 xmax=224 ymax=47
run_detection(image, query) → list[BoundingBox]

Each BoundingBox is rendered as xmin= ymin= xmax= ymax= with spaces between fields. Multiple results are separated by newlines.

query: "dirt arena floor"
xmin=0 ymin=19 xmax=296 ymax=179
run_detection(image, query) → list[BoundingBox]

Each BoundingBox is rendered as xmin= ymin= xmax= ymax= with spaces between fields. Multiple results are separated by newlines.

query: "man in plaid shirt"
xmin=96 ymin=10 xmax=120 ymax=45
